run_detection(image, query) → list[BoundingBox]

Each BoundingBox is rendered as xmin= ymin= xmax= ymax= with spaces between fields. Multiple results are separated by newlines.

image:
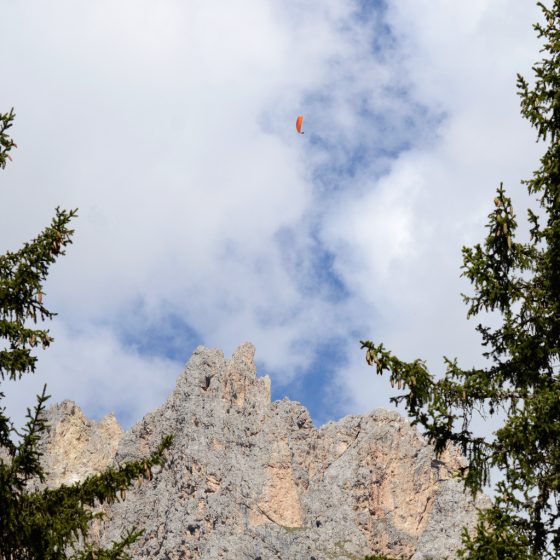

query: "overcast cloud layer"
xmin=0 ymin=1 xmax=545 ymax=443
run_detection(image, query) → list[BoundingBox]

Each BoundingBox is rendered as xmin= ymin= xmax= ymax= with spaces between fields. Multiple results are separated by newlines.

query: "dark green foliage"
xmin=0 ymin=110 xmax=174 ymax=559
xmin=0 ymin=205 xmax=76 ymax=383
xmin=0 ymin=108 xmax=16 ymax=170
xmin=361 ymin=2 xmax=560 ymax=558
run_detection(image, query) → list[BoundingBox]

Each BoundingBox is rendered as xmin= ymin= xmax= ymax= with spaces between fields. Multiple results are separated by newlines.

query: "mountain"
xmin=29 ymin=342 xmax=489 ymax=559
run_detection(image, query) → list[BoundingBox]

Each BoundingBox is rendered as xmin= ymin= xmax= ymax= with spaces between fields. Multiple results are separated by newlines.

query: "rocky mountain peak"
xmin=19 ymin=343 xmax=490 ymax=559
xmin=174 ymin=342 xmax=270 ymax=411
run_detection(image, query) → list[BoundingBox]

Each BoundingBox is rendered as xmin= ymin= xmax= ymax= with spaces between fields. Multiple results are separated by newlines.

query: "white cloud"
xmin=2 ymin=322 xmax=179 ymax=434
xmin=0 ymin=0 xmax=548 ymax=451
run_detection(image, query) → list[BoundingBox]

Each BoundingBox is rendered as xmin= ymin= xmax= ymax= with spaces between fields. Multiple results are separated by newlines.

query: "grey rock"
xmin=29 ymin=342 xmax=491 ymax=559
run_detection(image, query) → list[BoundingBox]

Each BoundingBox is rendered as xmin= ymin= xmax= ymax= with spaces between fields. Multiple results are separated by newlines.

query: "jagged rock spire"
xmin=32 ymin=343 xmax=490 ymax=559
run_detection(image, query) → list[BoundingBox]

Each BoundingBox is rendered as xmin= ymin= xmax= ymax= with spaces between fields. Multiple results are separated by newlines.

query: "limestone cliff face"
xmin=28 ymin=401 xmax=123 ymax=490
xmin=31 ymin=343 xmax=489 ymax=560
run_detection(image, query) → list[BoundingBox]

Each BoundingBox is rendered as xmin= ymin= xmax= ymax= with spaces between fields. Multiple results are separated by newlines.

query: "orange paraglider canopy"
xmin=296 ymin=115 xmax=304 ymax=134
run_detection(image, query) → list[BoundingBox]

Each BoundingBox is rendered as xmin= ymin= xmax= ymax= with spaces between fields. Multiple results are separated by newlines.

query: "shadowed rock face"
xmin=29 ymin=343 xmax=490 ymax=559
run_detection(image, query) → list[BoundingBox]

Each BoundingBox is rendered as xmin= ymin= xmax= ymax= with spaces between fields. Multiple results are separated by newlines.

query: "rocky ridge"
xmin=27 ymin=343 xmax=490 ymax=559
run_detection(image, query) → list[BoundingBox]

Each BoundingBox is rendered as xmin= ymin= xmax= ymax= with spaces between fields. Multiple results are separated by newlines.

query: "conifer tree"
xmin=361 ymin=2 xmax=560 ymax=558
xmin=0 ymin=109 xmax=173 ymax=560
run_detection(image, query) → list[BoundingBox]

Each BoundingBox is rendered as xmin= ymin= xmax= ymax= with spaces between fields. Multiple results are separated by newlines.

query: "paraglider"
xmin=296 ymin=115 xmax=304 ymax=134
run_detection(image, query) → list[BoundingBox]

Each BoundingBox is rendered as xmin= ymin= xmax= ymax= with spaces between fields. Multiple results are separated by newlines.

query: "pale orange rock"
xmin=258 ymin=464 xmax=302 ymax=527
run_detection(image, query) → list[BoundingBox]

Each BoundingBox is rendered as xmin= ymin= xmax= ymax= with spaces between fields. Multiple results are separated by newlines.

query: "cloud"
xmin=0 ymin=0 xmax=548 ymax=459
xmin=2 ymin=322 xmax=179 ymax=434
xmin=317 ymin=0 xmax=545 ymax=445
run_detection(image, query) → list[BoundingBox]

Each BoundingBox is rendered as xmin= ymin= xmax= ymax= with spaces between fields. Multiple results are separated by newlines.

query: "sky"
xmin=0 ymin=0 xmax=547 ymax=453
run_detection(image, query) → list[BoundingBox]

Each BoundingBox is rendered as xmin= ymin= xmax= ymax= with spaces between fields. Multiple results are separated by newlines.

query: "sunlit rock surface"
xmin=29 ymin=342 xmax=490 ymax=559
